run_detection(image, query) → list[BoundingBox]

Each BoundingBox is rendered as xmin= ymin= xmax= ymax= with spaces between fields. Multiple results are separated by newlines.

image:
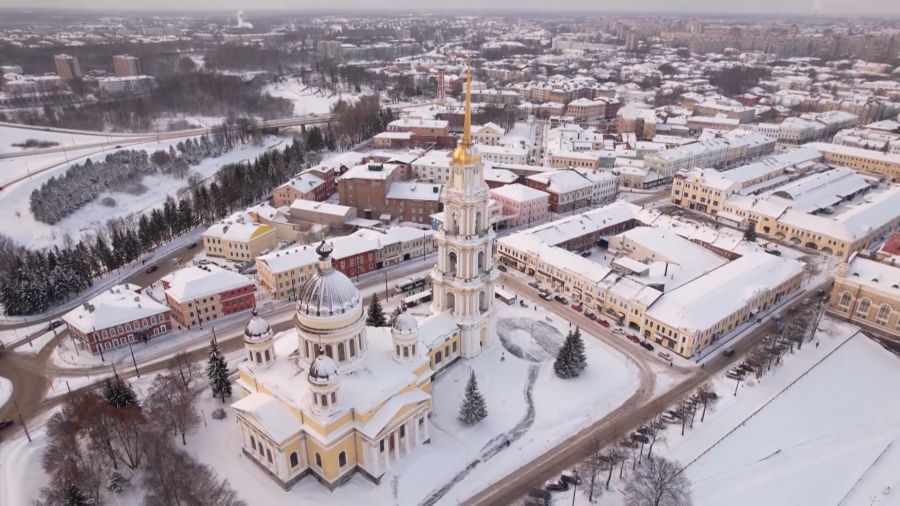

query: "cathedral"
xmin=231 ymin=63 xmax=497 ymax=490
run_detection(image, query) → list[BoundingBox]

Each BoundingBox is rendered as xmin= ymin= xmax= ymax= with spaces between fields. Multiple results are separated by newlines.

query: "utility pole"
xmin=13 ymin=401 xmax=31 ymax=443
xmin=571 ymin=469 xmax=578 ymax=506
xmin=127 ymin=339 xmax=140 ymax=377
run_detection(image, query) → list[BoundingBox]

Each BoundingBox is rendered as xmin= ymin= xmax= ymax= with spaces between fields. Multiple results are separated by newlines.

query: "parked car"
xmin=580 ymin=250 xmax=592 ymax=257
xmin=554 ymin=295 xmax=569 ymax=304
xmin=585 ymin=311 xmax=596 ymax=320
xmin=723 ymin=348 xmax=736 ymax=357
xmin=525 ymin=489 xmax=552 ymax=506
xmin=612 ymin=327 xmax=624 ymax=334
xmin=658 ymin=351 xmax=673 ymax=362
xmin=570 ymin=303 xmax=582 ymax=312
xmin=145 ymin=265 xmax=158 ymax=274
xmin=497 ymin=265 xmax=507 ymax=272
xmin=528 ymin=281 xmax=540 ymax=289
xmin=764 ymin=248 xmax=782 ymax=256
xmin=187 ymin=242 xmax=198 ymax=249
xmin=597 ymin=319 xmax=610 ymax=328
xmin=0 ymin=419 xmax=13 ymax=431
xmin=627 ymin=334 xmax=641 ymax=343
xmin=641 ymin=342 xmax=655 ymax=351
xmin=545 ymin=480 xmax=569 ymax=492
xmin=560 ymin=473 xmax=582 ymax=485
xmin=540 ymin=292 xmax=553 ymax=300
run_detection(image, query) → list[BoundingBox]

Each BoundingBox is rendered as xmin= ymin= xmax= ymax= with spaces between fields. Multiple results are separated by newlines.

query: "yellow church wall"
xmin=305 ymin=431 xmax=358 ymax=483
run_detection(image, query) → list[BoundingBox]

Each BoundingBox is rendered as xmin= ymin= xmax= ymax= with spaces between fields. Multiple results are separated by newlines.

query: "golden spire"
xmin=451 ymin=57 xmax=480 ymax=166
xmin=462 ymin=58 xmax=472 ymax=145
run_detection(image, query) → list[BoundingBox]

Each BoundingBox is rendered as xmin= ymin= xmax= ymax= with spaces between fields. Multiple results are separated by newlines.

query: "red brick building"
xmin=62 ymin=283 xmax=172 ymax=354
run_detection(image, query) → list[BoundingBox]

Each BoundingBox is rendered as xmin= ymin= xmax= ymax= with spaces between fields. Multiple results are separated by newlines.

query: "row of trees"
xmin=38 ymin=357 xmax=243 ymax=506
xmin=29 ymin=132 xmax=234 ymax=225
xmin=2 ymin=71 xmax=293 ymax=131
xmin=0 ymin=135 xmax=313 ymax=315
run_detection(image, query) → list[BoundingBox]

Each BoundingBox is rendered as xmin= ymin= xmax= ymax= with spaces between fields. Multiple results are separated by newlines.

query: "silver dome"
xmin=392 ymin=312 xmax=419 ymax=335
xmin=308 ymin=353 xmax=340 ymax=384
xmin=244 ymin=309 xmax=273 ymax=343
xmin=297 ymin=242 xmax=361 ymax=317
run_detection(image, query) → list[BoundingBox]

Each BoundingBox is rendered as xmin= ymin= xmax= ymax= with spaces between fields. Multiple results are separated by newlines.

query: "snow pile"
xmin=0 ymin=376 xmax=12 ymax=409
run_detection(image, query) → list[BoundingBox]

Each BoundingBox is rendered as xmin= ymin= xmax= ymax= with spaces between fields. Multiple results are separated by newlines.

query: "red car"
xmin=597 ymin=319 xmax=610 ymax=328
xmin=627 ymin=334 xmax=641 ymax=343
xmin=585 ymin=311 xmax=596 ymax=320
xmin=571 ymin=303 xmax=583 ymax=312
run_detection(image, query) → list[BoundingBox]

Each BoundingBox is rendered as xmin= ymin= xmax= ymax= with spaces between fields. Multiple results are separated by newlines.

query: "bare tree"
xmin=142 ymin=435 xmax=246 ymax=506
xmin=696 ymin=382 xmax=719 ymax=423
xmin=577 ymin=440 xmax=605 ymax=502
xmin=624 ymin=456 xmax=692 ymax=506
xmin=145 ymin=373 xmax=200 ymax=445
xmin=605 ymin=445 xmax=626 ymax=490
xmin=170 ymin=352 xmax=200 ymax=390
xmin=644 ymin=415 xmax=667 ymax=459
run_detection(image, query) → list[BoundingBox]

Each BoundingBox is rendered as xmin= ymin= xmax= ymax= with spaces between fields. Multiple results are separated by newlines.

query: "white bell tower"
xmin=430 ymin=60 xmax=497 ymax=358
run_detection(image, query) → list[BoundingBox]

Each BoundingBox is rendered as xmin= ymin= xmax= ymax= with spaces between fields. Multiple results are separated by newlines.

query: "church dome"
xmin=308 ymin=353 xmax=340 ymax=384
xmin=243 ymin=309 xmax=273 ymax=343
xmin=392 ymin=313 xmax=419 ymax=335
xmin=297 ymin=242 xmax=361 ymax=317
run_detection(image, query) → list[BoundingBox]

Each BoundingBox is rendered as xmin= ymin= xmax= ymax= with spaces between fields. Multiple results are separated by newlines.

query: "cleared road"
xmin=463 ymin=274 xmax=829 ymax=506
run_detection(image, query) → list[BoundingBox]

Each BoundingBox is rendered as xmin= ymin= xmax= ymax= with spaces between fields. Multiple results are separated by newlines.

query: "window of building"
xmin=856 ymin=298 xmax=872 ymax=317
xmin=839 ymin=292 xmax=853 ymax=309
xmin=315 ymin=453 xmax=322 ymax=468
xmin=339 ymin=451 xmax=347 ymax=468
xmin=250 ymin=436 xmax=257 ymax=451
xmin=290 ymin=452 xmax=299 ymax=468
xmin=876 ymin=305 xmax=892 ymax=325
xmin=266 ymin=449 xmax=273 ymax=463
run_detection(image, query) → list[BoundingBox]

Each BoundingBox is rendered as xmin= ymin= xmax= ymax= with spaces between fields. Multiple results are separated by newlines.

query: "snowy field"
xmin=548 ymin=318 xmax=900 ymax=506
xmin=263 ymin=80 xmax=363 ymax=115
xmin=0 ymin=321 xmax=47 ymax=347
xmin=0 ymin=124 xmax=130 ymax=154
xmin=0 ymin=137 xmax=280 ymax=249
xmin=0 ymin=376 xmax=12 ymax=410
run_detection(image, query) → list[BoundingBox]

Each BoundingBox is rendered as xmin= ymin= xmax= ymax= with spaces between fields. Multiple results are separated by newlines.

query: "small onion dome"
xmin=392 ymin=313 xmax=419 ymax=335
xmin=243 ymin=309 xmax=273 ymax=343
xmin=308 ymin=352 xmax=340 ymax=385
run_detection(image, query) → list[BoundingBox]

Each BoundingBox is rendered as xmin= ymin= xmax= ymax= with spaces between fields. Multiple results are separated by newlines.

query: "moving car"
xmin=658 ymin=351 xmax=673 ymax=362
xmin=47 ymin=320 xmax=63 ymax=331
xmin=187 ymin=242 xmax=198 ymax=249
xmin=497 ymin=265 xmax=507 ymax=272
xmin=723 ymin=348 xmax=736 ymax=357
xmin=0 ymin=419 xmax=13 ymax=431
xmin=554 ymin=295 xmax=569 ymax=304
xmin=145 ymin=265 xmax=158 ymax=274
xmin=540 ymin=292 xmax=553 ymax=300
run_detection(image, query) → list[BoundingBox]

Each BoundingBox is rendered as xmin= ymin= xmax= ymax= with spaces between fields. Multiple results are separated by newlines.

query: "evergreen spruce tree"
xmin=103 ymin=371 xmax=138 ymax=409
xmin=207 ymin=338 xmax=232 ymax=402
xmin=554 ymin=327 xmax=587 ymax=379
xmin=60 ymin=480 xmax=93 ymax=506
xmin=458 ymin=371 xmax=488 ymax=425
xmin=366 ymin=293 xmax=387 ymax=327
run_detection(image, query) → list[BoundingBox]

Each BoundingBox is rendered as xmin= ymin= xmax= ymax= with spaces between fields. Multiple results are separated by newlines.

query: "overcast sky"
xmin=3 ymin=0 xmax=900 ymax=16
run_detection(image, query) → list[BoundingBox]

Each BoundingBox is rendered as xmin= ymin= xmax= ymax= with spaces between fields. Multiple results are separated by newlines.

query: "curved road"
xmin=463 ymin=273 xmax=827 ymax=506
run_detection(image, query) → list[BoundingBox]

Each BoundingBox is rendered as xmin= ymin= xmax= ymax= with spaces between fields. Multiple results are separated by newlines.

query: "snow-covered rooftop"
xmin=63 ymin=283 xmax=170 ymax=334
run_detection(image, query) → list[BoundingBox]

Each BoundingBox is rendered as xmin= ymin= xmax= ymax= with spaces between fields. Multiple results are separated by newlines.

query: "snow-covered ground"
xmin=549 ymin=318 xmax=900 ymax=506
xmin=0 ymin=376 xmax=12 ymax=409
xmin=263 ymin=80 xmax=363 ymax=115
xmin=681 ymin=326 xmax=900 ymax=506
xmin=0 ymin=137 xmax=280 ymax=249
xmin=0 ymin=124 xmax=123 ymax=154
xmin=0 ymin=321 xmax=47 ymax=347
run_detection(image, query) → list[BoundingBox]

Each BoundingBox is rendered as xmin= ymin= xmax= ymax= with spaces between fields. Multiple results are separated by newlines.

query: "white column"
xmin=403 ymin=421 xmax=411 ymax=454
xmin=391 ymin=432 xmax=399 ymax=461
